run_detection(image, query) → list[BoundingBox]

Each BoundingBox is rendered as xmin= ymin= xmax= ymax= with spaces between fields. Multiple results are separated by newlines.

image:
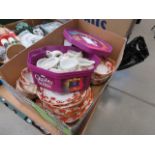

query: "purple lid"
xmin=63 ymin=29 xmax=113 ymax=57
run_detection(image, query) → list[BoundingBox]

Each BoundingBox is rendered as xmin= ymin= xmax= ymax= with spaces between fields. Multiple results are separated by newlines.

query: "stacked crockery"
xmin=91 ymin=59 xmax=115 ymax=85
xmin=16 ymin=68 xmax=37 ymax=99
xmin=16 ymin=49 xmax=94 ymax=124
xmin=35 ymin=49 xmax=94 ymax=123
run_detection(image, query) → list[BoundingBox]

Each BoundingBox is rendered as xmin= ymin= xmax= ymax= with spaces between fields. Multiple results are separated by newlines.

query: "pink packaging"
xmin=28 ymin=46 xmax=100 ymax=93
xmin=63 ymin=29 xmax=113 ymax=58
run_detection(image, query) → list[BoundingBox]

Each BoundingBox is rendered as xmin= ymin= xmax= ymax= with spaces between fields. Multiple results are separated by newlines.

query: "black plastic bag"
xmin=118 ymin=36 xmax=149 ymax=70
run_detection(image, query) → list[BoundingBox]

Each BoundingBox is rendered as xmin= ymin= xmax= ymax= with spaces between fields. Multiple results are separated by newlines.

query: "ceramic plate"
xmin=56 ymin=89 xmax=93 ymax=123
xmin=43 ymin=88 xmax=92 ymax=119
xmin=38 ymin=87 xmax=82 ymax=105
xmin=43 ymin=88 xmax=89 ymax=110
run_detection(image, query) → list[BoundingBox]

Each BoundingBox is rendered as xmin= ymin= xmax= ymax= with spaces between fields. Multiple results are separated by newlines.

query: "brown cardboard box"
xmin=106 ymin=19 xmax=135 ymax=37
xmin=0 ymin=20 xmax=126 ymax=134
xmin=3 ymin=19 xmax=62 ymax=61
xmin=5 ymin=19 xmax=59 ymax=30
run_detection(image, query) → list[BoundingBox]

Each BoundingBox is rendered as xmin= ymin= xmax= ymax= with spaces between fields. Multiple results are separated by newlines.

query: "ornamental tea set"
xmin=16 ymin=29 xmax=115 ymax=124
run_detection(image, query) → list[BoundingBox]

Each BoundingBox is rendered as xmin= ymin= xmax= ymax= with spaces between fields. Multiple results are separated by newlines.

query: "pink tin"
xmin=28 ymin=46 xmax=100 ymax=93
xmin=64 ymin=29 xmax=113 ymax=58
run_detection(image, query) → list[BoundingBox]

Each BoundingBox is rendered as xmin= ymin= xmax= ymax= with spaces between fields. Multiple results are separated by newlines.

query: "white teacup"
xmin=95 ymin=63 xmax=109 ymax=75
xmin=60 ymin=57 xmax=78 ymax=72
xmin=46 ymin=50 xmax=63 ymax=58
xmin=78 ymin=58 xmax=95 ymax=69
xmin=37 ymin=57 xmax=59 ymax=70
xmin=66 ymin=50 xmax=83 ymax=58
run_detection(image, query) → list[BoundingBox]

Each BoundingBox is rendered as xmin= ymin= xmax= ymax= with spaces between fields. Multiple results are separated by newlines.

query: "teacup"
xmin=66 ymin=50 xmax=83 ymax=58
xmin=60 ymin=57 xmax=78 ymax=72
xmin=46 ymin=50 xmax=63 ymax=58
xmin=37 ymin=57 xmax=59 ymax=70
xmin=95 ymin=63 xmax=109 ymax=75
xmin=78 ymin=58 xmax=95 ymax=70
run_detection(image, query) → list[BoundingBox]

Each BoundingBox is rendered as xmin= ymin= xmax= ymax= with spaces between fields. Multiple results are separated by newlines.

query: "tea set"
xmin=91 ymin=59 xmax=114 ymax=85
xmin=16 ymin=29 xmax=115 ymax=124
xmin=16 ymin=67 xmax=93 ymax=123
xmin=36 ymin=49 xmax=95 ymax=73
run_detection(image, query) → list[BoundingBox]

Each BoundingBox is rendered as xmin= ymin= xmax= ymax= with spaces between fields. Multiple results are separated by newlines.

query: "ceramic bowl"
xmin=94 ymin=59 xmax=114 ymax=76
xmin=91 ymin=59 xmax=115 ymax=85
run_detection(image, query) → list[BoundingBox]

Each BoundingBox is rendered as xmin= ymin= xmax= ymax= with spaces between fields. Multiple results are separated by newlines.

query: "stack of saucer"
xmin=36 ymin=87 xmax=93 ymax=123
xmin=91 ymin=59 xmax=115 ymax=85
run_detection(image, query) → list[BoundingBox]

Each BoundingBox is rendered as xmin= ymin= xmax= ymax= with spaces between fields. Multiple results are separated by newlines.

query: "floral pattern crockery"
xmin=48 ymin=88 xmax=93 ymax=123
xmin=36 ymin=87 xmax=93 ymax=124
xmin=21 ymin=68 xmax=34 ymax=84
xmin=39 ymin=87 xmax=81 ymax=105
xmin=46 ymin=88 xmax=91 ymax=115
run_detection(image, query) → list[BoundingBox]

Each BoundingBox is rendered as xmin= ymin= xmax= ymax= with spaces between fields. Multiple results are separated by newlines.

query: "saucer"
xmin=43 ymin=87 xmax=91 ymax=117
xmin=38 ymin=87 xmax=81 ymax=105
xmin=56 ymin=88 xmax=93 ymax=123
xmin=94 ymin=59 xmax=114 ymax=76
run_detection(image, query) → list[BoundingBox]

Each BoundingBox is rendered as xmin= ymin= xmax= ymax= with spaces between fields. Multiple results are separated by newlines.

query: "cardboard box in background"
xmin=5 ymin=19 xmax=135 ymax=37
xmin=5 ymin=19 xmax=61 ymax=30
xmin=84 ymin=19 xmax=135 ymax=37
xmin=0 ymin=20 xmax=126 ymax=134
xmin=1 ymin=19 xmax=63 ymax=61
xmin=106 ymin=19 xmax=135 ymax=37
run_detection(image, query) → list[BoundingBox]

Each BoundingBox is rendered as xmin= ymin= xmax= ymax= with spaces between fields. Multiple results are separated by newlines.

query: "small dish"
xmin=60 ymin=57 xmax=78 ymax=71
xmin=78 ymin=58 xmax=95 ymax=68
xmin=39 ymin=87 xmax=81 ymax=105
xmin=55 ymin=88 xmax=93 ymax=123
xmin=37 ymin=57 xmax=59 ymax=70
xmin=66 ymin=50 xmax=83 ymax=58
xmin=46 ymin=50 xmax=63 ymax=58
xmin=94 ymin=59 xmax=114 ymax=76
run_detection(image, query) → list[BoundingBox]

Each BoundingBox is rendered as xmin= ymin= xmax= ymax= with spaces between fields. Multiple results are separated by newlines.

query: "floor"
xmin=1 ymin=19 xmax=155 ymax=135
xmin=86 ymin=19 xmax=155 ymax=134
xmin=0 ymin=103 xmax=42 ymax=135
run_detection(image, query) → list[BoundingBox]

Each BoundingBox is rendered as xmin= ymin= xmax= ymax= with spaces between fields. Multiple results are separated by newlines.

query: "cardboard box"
xmin=84 ymin=19 xmax=135 ymax=37
xmin=5 ymin=19 xmax=60 ymax=31
xmin=3 ymin=19 xmax=63 ymax=61
xmin=106 ymin=19 xmax=135 ymax=37
xmin=0 ymin=20 xmax=126 ymax=134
